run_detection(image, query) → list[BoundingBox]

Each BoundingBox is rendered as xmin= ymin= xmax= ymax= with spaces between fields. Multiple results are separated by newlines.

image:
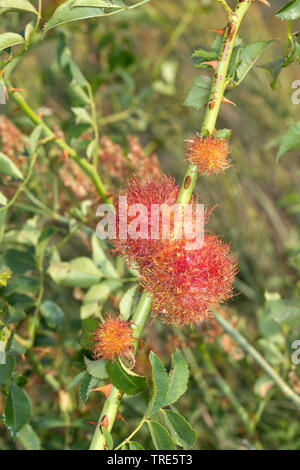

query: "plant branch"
xmin=214 ymin=312 xmax=300 ymax=409
xmin=6 ymin=87 xmax=110 ymax=203
xmin=88 ymin=0 xmax=253 ymax=450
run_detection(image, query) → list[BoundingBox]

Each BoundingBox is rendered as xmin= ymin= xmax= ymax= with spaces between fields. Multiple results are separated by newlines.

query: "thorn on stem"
xmin=222 ymin=96 xmax=237 ymax=107
xmin=100 ymin=415 xmax=109 ymax=430
xmin=90 ymin=383 xmax=113 ymax=399
xmin=210 ymin=28 xmax=225 ymax=35
xmin=202 ymin=60 xmax=218 ymax=71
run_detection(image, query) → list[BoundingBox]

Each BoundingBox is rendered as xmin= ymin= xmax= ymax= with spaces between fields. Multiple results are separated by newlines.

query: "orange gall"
xmin=185 ymin=134 xmax=231 ymax=175
xmin=92 ymin=316 xmax=134 ymax=361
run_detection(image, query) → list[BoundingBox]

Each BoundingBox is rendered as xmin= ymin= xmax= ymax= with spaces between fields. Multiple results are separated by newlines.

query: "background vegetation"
xmin=0 ymin=0 xmax=300 ymax=450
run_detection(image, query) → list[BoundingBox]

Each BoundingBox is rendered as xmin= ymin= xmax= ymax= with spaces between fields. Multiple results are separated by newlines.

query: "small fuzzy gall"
xmin=92 ymin=316 xmax=134 ymax=361
xmin=185 ymin=134 xmax=231 ymax=175
xmin=141 ymin=234 xmax=237 ymax=326
xmin=111 ymin=176 xmax=180 ymax=267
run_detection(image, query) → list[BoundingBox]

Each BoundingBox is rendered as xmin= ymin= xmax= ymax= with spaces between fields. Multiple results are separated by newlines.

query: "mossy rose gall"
xmin=92 ymin=316 xmax=134 ymax=361
xmin=185 ymin=133 xmax=231 ymax=175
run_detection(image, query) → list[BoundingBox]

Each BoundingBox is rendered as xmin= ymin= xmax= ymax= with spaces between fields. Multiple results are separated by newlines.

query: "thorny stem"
xmin=89 ymin=0 xmax=253 ymax=450
xmin=214 ymin=312 xmax=300 ymax=409
xmin=6 ymin=88 xmax=110 ymax=203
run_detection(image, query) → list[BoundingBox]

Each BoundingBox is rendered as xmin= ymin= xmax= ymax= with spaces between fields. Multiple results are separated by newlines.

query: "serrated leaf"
xmin=40 ymin=300 xmax=64 ymax=329
xmin=0 ymin=0 xmax=38 ymax=14
xmin=146 ymin=352 xmax=168 ymax=417
xmin=47 ymin=257 xmax=102 ymax=288
xmin=119 ymin=284 xmax=138 ymax=320
xmin=147 ymin=421 xmax=176 ymax=450
xmin=0 ymin=32 xmax=25 ymax=52
xmin=4 ymin=383 xmax=31 ymax=437
xmin=184 ymin=75 xmax=211 ymax=110
xmin=106 ymin=359 xmax=147 ymax=395
xmin=0 ymin=356 xmax=14 ymax=385
xmin=277 ymin=122 xmax=300 ymax=160
xmin=0 ymin=152 xmax=23 ymax=180
xmin=84 ymin=356 xmax=108 ymax=379
xmin=17 ymin=424 xmax=40 ymax=450
xmin=80 ymin=373 xmax=99 ymax=404
xmin=102 ymin=427 xmax=114 ymax=450
xmin=164 ymin=349 xmax=189 ymax=407
xmin=235 ymin=40 xmax=273 ymax=84
xmin=269 ymin=298 xmax=300 ymax=327
xmin=162 ymin=410 xmax=196 ymax=450
xmin=43 ymin=0 xmax=105 ymax=34
xmin=67 ymin=370 xmax=87 ymax=390
xmin=276 ymin=0 xmax=300 ymax=21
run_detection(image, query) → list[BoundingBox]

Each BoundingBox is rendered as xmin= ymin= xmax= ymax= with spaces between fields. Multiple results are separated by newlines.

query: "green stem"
xmin=88 ymin=0 xmax=253 ymax=450
xmin=89 ymin=291 xmax=153 ymax=450
xmin=176 ymin=0 xmax=252 ymax=206
xmin=198 ymin=342 xmax=254 ymax=437
xmin=214 ymin=312 xmax=300 ymax=409
xmin=7 ymin=88 xmax=109 ymax=203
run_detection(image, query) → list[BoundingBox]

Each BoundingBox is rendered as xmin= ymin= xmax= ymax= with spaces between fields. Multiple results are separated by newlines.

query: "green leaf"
xmin=119 ymin=284 xmax=138 ymax=320
xmin=0 ymin=32 xmax=25 ymax=52
xmin=162 ymin=410 xmax=196 ymax=449
xmin=72 ymin=0 xmax=126 ymax=8
xmin=146 ymin=352 xmax=168 ymax=417
xmin=47 ymin=257 xmax=102 ymax=288
xmin=91 ymin=233 xmax=119 ymax=279
xmin=43 ymin=0 xmax=105 ymax=34
xmin=4 ymin=383 xmax=31 ymax=437
xmin=258 ymin=339 xmax=284 ymax=366
xmin=0 ymin=356 xmax=14 ymax=385
xmin=269 ymin=298 xmax=300 ymax=327
xmin=84 ymin=356 xmax=108 ymax=379
xmin=0 ymin=0 xmax=38 ymax=14
xmin=164 ymin=349 xmax=189 ymax=407
xmin=71 ymin=107 xmax=92 ymax=124
xmin=80 ymin=280 xmax=121 ymax=319
xmin=40 ymin=300 xmax=64 ymax=329
xmin=17 ymin=424 xmax=40 ymax=450
xmin=235 ymin=40 xmax=273 ymax=85
xmin=129 ymin=441 xmax=145 ymax=450
xmin=277 ymin=122 xmax=300 ymax=160
xmin=147 ymin=421 xmax=176 ymax=450
xmin=215 ymin=129 xmax=232 ymax=140
xmin=80 ymin=317 xmax=98 ymax=349
xmin=261 ymin=57 xmax=285 ymax=89
xmin=2 ymin=276 xmax=39 ymax=296
xmin=28 ymin=125 xmax=43 ymax=155
xmin=102 ymin=427 xmax=114 ymax=450
xmin=80 ymin=372 xmax=100 ymax=405
xmin=106 ymin=359 xmax=147 ymax=395
xmin=276 ymin=0 xmax=300 ymax=20
xmin=0 ymin=152 xmax=23 ymax=180
xmin=67 ymin=370 xmax=87 ymax=390
xmin=4 ymin=248 xmax=36 ymax=274
xmin=184 ymin=75 xmax=211 ymax=110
